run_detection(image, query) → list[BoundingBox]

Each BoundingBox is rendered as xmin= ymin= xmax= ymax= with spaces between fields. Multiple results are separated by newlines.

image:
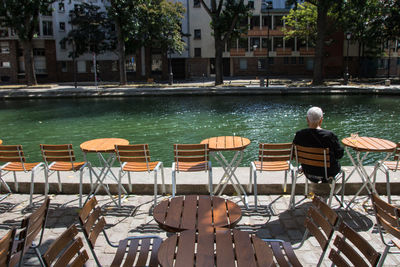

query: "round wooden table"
xmin=80 ymin=138 xmax=129 ymax=153
xmin=153 ymin=195 xmax=242 ymax=232
xmin=201 ymin=136 xmax=251 ymax=207
xmin=157 ymin=228 xmax=275 ymax=267
xmin=0 ymin=140 xmax=2 ymax=145
xmin=341 ymin=136 xmax=396 ymax=208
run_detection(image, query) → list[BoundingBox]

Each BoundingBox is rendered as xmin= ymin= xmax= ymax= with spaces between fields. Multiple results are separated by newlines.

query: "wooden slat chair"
xmin=262 ymin=240 xmax=303 ymax=267
xmin=0 ymin=145 xmax=44 ymax=206
xmin=40 ymin=224 xmax=89 ymax=267
xmin=40 ymin=144 xmax=92 ymax=208
xmin=374 ymin=142 xmax=400 ymax=203
xmin=249 ymin=142 xmax=294 ymax=210
xmin=371 ymin=193 xmax=400 ymax=266
xmin=78 ymin=197 xmax=162 ymax=267
xmin=328 ymin=221 xmax=381 ymax=267
xmin=115 ymin=144 xmax=165 ymax=207
xmin=290 ymin=145 xmax=345 ymax=209
xmin=172 ymin=144 xmax=212 ymax=197
xmin=0 ymin=228 xmax=16 ymax=267
xmin=9 ymin=197 xmax=50 ymax=267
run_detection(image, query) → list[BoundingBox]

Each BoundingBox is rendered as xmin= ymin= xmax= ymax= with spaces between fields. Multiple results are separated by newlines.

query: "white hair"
xmin=307 ymin=106 xmax=323 ymax=124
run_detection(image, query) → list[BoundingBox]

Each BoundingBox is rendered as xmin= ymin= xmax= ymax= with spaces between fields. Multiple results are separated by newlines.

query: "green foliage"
xmin=283 ymin=2 xmax=317 ymax=45
xmin=381 ymin=0 xmax=400 ymax=41
xmin=62 ymin=3 xmax=112 ymax=58
xmin=0 ymin=0 xmax=55 ymax=41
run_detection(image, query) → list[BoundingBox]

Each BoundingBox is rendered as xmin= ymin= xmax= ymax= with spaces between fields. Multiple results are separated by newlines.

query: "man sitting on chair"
xmin=293 ymin=106 xmax=344 ymax=183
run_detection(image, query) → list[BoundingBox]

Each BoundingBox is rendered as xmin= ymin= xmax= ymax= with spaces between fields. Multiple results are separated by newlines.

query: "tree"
xmin=0 ymin=0 xmax=55 ymax=85
xmin=200 ymin=0 xmax=249 ymax=85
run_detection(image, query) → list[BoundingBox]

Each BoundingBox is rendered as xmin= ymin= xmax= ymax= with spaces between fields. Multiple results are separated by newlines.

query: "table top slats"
xmin=342 ymin=137 xmax=396 ymax=152
xmin=226 ymin=200 xmax=242 ymax=227
xmin=196 ymin=228 xmax=215 ymax=267
xmin=201 ymin=136 xmax=251 ymax=151
xmin=153 ymin=199 xmax=169 ymax=226
xmin=175 ymin=230 xmax=196 ymax=266
xmin=164 ymin=197 xmax=184 ymax=230
xmin=198 ymin=196 xmax=213 ymax=231
xmin=180 ymin=195 xmax=198 ymax=230
xmin=216 ymin=228 xmax=236 ymax=267
xmin=251 ymin=236 xmax=276 ymax=267
xmin=80 ymin=138 xmax=129 ymax=153
xmin=157 ymin=234 xmax=178 ymax=266
xmin=233 ymin=229 xmax=257 ymax=267
xmin=212 ymin=197 xmax=229 ymax=228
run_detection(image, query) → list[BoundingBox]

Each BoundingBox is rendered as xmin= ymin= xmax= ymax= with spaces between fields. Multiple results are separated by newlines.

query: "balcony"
xmin=230 ymin=48 xmax=246 ymax=56
xmin=276 ymin=47 xmax=292 ymax=56
xmin=246 ymin=26 xmax=284 ymax=37
xmin=299 ymin=47 xmax=315 ymax=55
xmin=253 ymin=48 xmax=268 ymax=56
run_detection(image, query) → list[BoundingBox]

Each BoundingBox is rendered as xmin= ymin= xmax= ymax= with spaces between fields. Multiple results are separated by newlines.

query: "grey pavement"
xmin=0 ymin=193 xmax=399 ymax=266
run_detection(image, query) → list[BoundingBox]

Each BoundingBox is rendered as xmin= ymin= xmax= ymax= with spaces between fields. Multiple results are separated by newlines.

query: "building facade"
xmin=0 ymin=0 xmax=399 ymax=84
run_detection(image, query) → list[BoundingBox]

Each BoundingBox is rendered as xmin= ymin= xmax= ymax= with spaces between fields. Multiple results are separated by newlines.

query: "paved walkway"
xmin=0 ymin=193 xmax=399 ymax=266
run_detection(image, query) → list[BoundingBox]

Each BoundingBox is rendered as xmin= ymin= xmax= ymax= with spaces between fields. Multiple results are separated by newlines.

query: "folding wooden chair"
xmin=328 ymin=221 xmax=381 ymax=266
xmin=374 ymin=142 xmax=400 ymax=203
xmin=263 ymin=239 xmax=303 ymax=267
xmin=249 ymin=142 xmax=294 ymax=209
xmin=371 ymin=193 xmax=400 ymax=266
xmin=115 ymin=144 xmax=165 ymax=207
xmin=40 ymin=144 xmax=92 ymax=208
xmin=290 ymin=145 xmax=345 ymax=209
xmin=78 ymin=197 xmax=162 ymax=267
xmin=0 ymin=145 xmax=44 ymax=206
xmin=0 ymin=228 xmax=16 ymax=267
xmin=9 ymin=197 xmax=50 ymax=267
xmin=172 ymin=144 xmax=212 ymax=197
xmin=40 ymin=224 xmax=89 ymax=267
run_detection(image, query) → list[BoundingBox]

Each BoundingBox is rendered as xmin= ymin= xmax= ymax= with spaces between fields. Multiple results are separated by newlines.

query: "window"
xmin=194 ymin=48 xmax=201 ymax=57
xmin=248 ymin=0 xmax=254 ymax=9
xmin=397 ymin=58 xmax=400 ymax=65
xmin=0 ymin=42 xmax=9 ymax=54
xmin=34 ymin=58 xmax=47 ymax=74
xmin=42 ymin=21 xmax=53 ymax=36
xmin=126 ymin=57 xmax=136 ymax=72
xmin=61 ymin=61 xmax=67 ymax=72
xmin=306 ymin=58 xmax=314 ymax=70
xmin=59 ymin=22 xmax=65 ymax=32
xmin=284 ymin=57 xmax=289 ymax=64
xmin=112 ymin=61 xmax=118 ymax=72
xmin=194 ymin=29 xmax=201 ymax=40
xmin=250 ymin=16 xmax=260 ymax=29
xmin=250 ymin=38 xmax=260 ymax=50
xmin=274 ymin=15 xmax=284 ymax=28
xmin=262 ymin=38 xmax=271 ymax=50
xmin=291 ymin=57 xmax=296 ymax=64
xmin=298 ymin=57 xmax=304 ymax=64
xmin=258 ymin=59 xmax=266 ymax=70
xmin=58 ymin=2 xmax=65 ymax=12
xmin=77 ymin=60 xmax=86 ymax=73
xmin=60 ymin=40 xmax=66 ymax=50
xmin=193 ymin=0 xmax=200 ymax=7
xmin=0 ymin=61 xmax=10 ymax=68
xmin=273 ymin=37 xmax=283 ymax=50
xmin=239 ymin=59 xmax=247 ymax=70
xmin=268 ymin=57 xmax=274 ymax=64
xmin=33 ymin=48 xmax=45 ymax=56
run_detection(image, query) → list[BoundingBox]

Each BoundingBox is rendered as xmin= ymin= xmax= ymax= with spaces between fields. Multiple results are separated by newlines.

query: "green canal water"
xmin=1 ymin=95 xmax=399 ymax=166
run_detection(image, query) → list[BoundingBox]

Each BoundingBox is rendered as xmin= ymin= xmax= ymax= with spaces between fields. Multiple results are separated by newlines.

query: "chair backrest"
xmin=258 ymin=142 xmax=292 ymax=166
xmin=328 ymin=222 xmax=381 ymax=267
xmin=115 ymin=144 xmax=151 ymax=170
xmin=371 ymin=194 xmax=400 ymax=242
xmin=0 ymin=228 xmax=16 ymax=267
xmin=174 ymin=144 xmax=209 ymax=164
xmin=393 ymin=142 xmax=400 ymax=170
xmin=41 ymin=224 xmax=89 ymax=267
xmin=40 ymin=144 xmax=75 ymax=168
xmin=78 ymin=197 xmax=105 ymax=250
xmin=305 ymin=196 xmax=339 ymax=252
xmin=9 ymin=197 xmax=50 ymax=267
xmin=294 ymin=144 xmax=330 ymax=178
xmin=0 ymin=145 xmax=26 ymax=163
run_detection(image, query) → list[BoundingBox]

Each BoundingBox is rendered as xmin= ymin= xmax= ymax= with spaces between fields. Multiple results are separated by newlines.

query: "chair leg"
xmin=118 ymin=170 xmax=122 ymax=208
xmin=385 ymin=170 xmax=391 ymax=204
xmin=161 ymin=163 xmax=166 ymax=195
xmin=88 ymin=163 xmax=94 ymax=191
xmin=328 ymin=180 xmax=336 ymax=207
xmin=57 ymin=171 xmax=62 ymax=192
xmin=208 ymin=163 xmax=213 ymax=196
xmin=377 ymin=245 xmax=390 ymax=267
xmin=30 ymin=171 xmax=35 ymax=206
xmin=0 ymin=171 xmax=11 ymax=193
xmin=154 ymin=170 xmax=158 ymax=207
xmin=248 ymin=164 xmax=253 ymax=193
xmin=172 ymin=163 xmax=176 ymax=197
xmin=44 ymin=169 xmax=48 ymax=198
xmin=127 ymin=171 xmax=132 ymax=192
xmin=254 ymin=170 xmax=258 ymax=210
xmin=289 ymin=173 xmax=298 ymax=209
xmin=13 ymin=171 xmax=18 ymax=192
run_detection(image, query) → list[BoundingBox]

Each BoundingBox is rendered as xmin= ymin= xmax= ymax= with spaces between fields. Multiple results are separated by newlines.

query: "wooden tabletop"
xmin=0 ymin=140 xmax=2 ymax=145
xmin=80 ymin=138 xmax=129 ymax=153
xmin=200 ymin=136 xmax=251 ymax=151
xmin=157 ymin=228 xmax=275 ymax=267
xmin=341 ymin=136 xmax=396 ymax=152
xmin=153 ymin=195 xmax=242 ymax=232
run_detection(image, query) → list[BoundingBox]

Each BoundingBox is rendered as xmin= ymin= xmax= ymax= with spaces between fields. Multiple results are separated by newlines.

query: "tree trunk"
xmin=115 ymin=21 xmax=127 ymax=85
xmin=22 ymin=40 xmax=37 ymax=86
xmin=145 ymin=46 xmax=152 ymax=79
xmin=214 ymin=31 xmax=224 ymax=85
xmin=312 ymin=2 xmax=328 ymax=85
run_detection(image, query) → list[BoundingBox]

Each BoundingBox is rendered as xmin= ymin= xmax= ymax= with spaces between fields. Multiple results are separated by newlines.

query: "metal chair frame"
xmin=249 ymin=142 xmax=294 ymax=210
xmin=115 ymin=144 xmax=165 ymax=207
xmin=0 ymin=145 xmax=44 ymax=206
xmin=172 ymin=144 xmax=212 ymax=197
xmin=40 ymin=144 xmax=92 ymax=208
xmin=290 ymin=145 xmax=345 ymax=209
xmin=78 ymin=197 xmax=162 ymax=267
xmin=371 ymin=193 xmax=400 ymax=267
